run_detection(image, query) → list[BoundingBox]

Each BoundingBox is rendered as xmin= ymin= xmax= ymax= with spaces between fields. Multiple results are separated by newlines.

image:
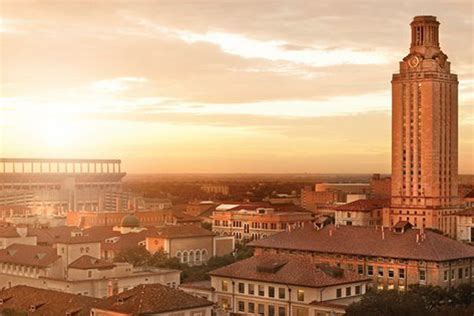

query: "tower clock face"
xmin=408 ymin=56 xmax=420 ymax=68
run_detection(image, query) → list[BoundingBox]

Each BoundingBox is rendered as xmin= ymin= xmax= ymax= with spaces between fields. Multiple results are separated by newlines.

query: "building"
xmin=0 ymin=225 xmax=37 ymax=249
xmin=0 ymin=285 xmax=105 ymax=315
xmin=146 ymin=225 xmax=234 ymax=266
xmin=370 ymin=174 xmax=391 ymax=199
xmin=386 ymin=16 xmax=461 ymax=238
xmin=0 ymin=236 xmax=180 ymax=298
xmin=249 ymin=224 xmax=474 ymax=290
xmin=209 ymin=254 xmax=371 ymax=316
xmin=66 ymin=208 xmax=200 ymax=229
xmin=212 ymin=202 xmax=313 ymax=242
xmin=334 ymin=199 xmax=389 ymax=226
xmin=0 ymin=284 xmax=214 ymax=316
xmin=91 ymin=283 xmax=214 ymax=316
xmin=143 ymin=197 xmax=173 ymax=210
xmin=200 ymin=184 xmax=230 ymax=196
xmin=0 ymin=158 xmax=125 ymax=213
xmin=301 ymin=183 xmax=371 ymax=212
xmin=456 ymin=208 xmax=474 ymax=243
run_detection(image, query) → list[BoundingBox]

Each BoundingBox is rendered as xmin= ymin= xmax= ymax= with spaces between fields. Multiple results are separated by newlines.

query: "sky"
xmin=0 ymin=0 xmax=473 ymax=174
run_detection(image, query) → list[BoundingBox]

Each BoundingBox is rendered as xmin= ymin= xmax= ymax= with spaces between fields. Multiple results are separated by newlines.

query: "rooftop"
xmin=209 ymin=254 xmax=370 ymax=288
xmin=335 ymin=198 xmax=390 ymax=212
xmin=0 ymin=285 xmax=104 ymax=316
xmin=0 ymin=244 xmax=60 ymax=268
xmin=249 ymin=224 xmax=474 ymax=262
xmin=68 ymin=255 xmax=116 ymax=270
xmin=96 ymin=283 xmax=213 ymax=315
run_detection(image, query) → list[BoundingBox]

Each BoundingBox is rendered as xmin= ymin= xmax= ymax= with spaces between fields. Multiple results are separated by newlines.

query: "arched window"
xmin=176 ymin=251 xmax=182 ymax=262
xmin=195 ymin=250 xmax=201 ymax=262
xmin=189 ymin=250 xmax=194 ymax=263
xmin=201 ymin=249 xmax=208 ymax=261
xmin=183 ymin=251 xmax=188 ymax=263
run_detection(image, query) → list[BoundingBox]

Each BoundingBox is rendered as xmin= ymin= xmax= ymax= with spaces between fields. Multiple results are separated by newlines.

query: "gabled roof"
xmin=209 ymin=254 xmax=370 ymax=288
xmin=29 ymin=226 xmax=81 ymax=245
xmin=0 ymin=226 xmax=20 ymax=238
xmin=335 ymin=198 xmax=390 ymax=212
xmin=0 ymin=285 xmax=104 ymax=316
xmin=97 ymin=283 xmax=213 ymax=315
xmin=0 ymin=244 xmax=60 ymax=268
xmin=249 ymin=224 xmax=474 ymax=262
xmin=68 ymin=255 xmax=116 ymax=270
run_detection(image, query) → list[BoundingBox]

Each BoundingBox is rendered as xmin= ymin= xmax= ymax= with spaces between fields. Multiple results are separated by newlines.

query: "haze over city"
xmin=1 ymin=1 xmax=473 ymax=174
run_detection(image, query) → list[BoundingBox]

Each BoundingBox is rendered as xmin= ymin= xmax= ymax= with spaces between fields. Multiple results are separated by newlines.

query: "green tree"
xmin=114 ymin=246 xmax=151 ymax=267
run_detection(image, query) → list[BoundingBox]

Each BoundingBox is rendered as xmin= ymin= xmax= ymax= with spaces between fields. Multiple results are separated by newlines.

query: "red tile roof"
xmin=96 ymin=283 xmax=213 ymax=315
xmin=209 ymin=254 xmax=371 ymax=288
xmin=0 ymin=226 xmax=20 ymax=238
xmin=0 ymin=244 xmax=60 ymax=268
xmin=29 ymin=226 xmax=81 ymax=245
xmin=249 ymin=224 xmax=474 ymax=262
xmin=68 ymin=255 xmax=116 ymax=270
xmin=0 ymin=285 xmax=104 ymax=316
xmin=335 ymin=198 xmax=390 ymax=212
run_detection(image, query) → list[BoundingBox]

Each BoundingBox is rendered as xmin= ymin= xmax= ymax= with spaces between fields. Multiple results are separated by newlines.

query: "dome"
xmin=120 ymin=214 xmax=140 ymax=228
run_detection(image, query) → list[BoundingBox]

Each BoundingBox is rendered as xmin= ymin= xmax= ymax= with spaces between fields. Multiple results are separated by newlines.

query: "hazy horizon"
xmin=1 ymin=1 xmax=473 ymax=174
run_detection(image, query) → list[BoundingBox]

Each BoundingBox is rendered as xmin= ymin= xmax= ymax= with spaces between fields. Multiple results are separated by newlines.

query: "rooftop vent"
xmin=29 ymin=303 xmax=45 ymax=312
xmin=256 ymin=260 xmax=288 ymax=273
xmin=317 ymin=264 xmax=344 ymax=278
xmin=35 ymin=253 xmax=46 ymax=260
xmin=0 ymin=296 xmax=12 ymax=304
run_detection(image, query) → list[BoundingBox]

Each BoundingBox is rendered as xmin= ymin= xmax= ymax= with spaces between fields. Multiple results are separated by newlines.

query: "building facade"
xmin=212 ymin=203 xmax=313 ymax=242
xmin=249 ymin=224 xmax=474 ymax=290
xmin=209 ymin=254 xmax=371 ymax=316
xmin=387 ymin=16 xmax=461 ymax=237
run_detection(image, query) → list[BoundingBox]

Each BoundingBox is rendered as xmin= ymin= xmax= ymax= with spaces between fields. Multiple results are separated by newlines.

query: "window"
xmin=465 ymin=267 xmax=470 ymax=278
xmin=451 ymin=269 xmax=455 ymax=280
xmin=297 ymin=289 xmax=304 ymax=302
xmin=258 ymin=285 xmax=265 ymax=296
xmin=357 ymin=265 xmax=363 ymax=275
xmin=278 ymin=287 xmax=286 ymax=299
xmin=268 ymin=305 xmax=275 ymax=316
xmin=258 ymin=304 xmax=265 ymax=315
xmin=399 ymin=268 xmax=405 ymax=279
xmin=378 ymin=267 xmax=384 ymax=277
xmin=443 ymin=270 xmax=448 ymax=282
xmin=248 ymin=284 xmax=255 ymax=295
xmin=221 ymin=280 xmax=228 ymax=292
xmin=238 ymin=282 xmax=245 ymax=294
xmin=248 ymin=302 xmax=255 ymax=313
xmin=367 ymin=265 xmax=374 ymax=276
xmin=269 ymin=286 xmax=275 ymax=298
xmin=336 ymin=288 xmax=342 ymax=298
xmin=278 ymin=306 xmax=286 ymax=316
xmin=87 ymin=270 xmax=92 ymax=278
xmin=388 ymin=268 xmax=394 ymax=278
xmin=419 ymin=270 xmax=426 ymax=282
xmin=355 ymin=285 xmax=361 ymax=295
xmin=458 ymin=268 xmax=463 ymax=279
xmin=238 ymin=301 xmax=245 ymax=312
xmin=346 ymin=287 xmax=351 ymax=296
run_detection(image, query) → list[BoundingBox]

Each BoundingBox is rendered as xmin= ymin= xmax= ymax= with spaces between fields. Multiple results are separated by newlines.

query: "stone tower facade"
xmin=384 ymin=16 xmax=460 ymax=237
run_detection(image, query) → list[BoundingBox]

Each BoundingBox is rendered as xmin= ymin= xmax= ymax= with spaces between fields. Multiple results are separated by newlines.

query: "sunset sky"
xmin=0 ymin=1 xmax=473 ymax=173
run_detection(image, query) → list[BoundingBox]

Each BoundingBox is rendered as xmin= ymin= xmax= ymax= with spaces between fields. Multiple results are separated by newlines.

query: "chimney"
xmin=416 ymin=233 xmax=420 ymax=244
xmin=381 ymin=226 xmax=385 ymax=240
xmin=329 ymin=229 xmax=333 ymax=237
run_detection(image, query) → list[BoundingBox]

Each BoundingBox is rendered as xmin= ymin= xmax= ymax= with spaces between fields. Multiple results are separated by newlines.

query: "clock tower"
xmin=385 ymin=16 xmax=460 ymax=237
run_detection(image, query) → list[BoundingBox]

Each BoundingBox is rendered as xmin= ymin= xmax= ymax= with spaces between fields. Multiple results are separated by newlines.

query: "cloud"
xmin=91 ymin=77 xmax=148 ymax=92
xmin=133 ymin=18 xmax=390 ymax=68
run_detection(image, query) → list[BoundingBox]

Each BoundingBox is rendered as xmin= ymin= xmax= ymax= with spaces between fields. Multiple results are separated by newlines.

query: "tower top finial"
xmin=410 ymin=15 xmax=440 ymax=49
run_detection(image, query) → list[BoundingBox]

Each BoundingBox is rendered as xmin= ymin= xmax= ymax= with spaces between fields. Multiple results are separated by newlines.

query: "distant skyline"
xmin=0 ymin=1 xmax=472 ymax=174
